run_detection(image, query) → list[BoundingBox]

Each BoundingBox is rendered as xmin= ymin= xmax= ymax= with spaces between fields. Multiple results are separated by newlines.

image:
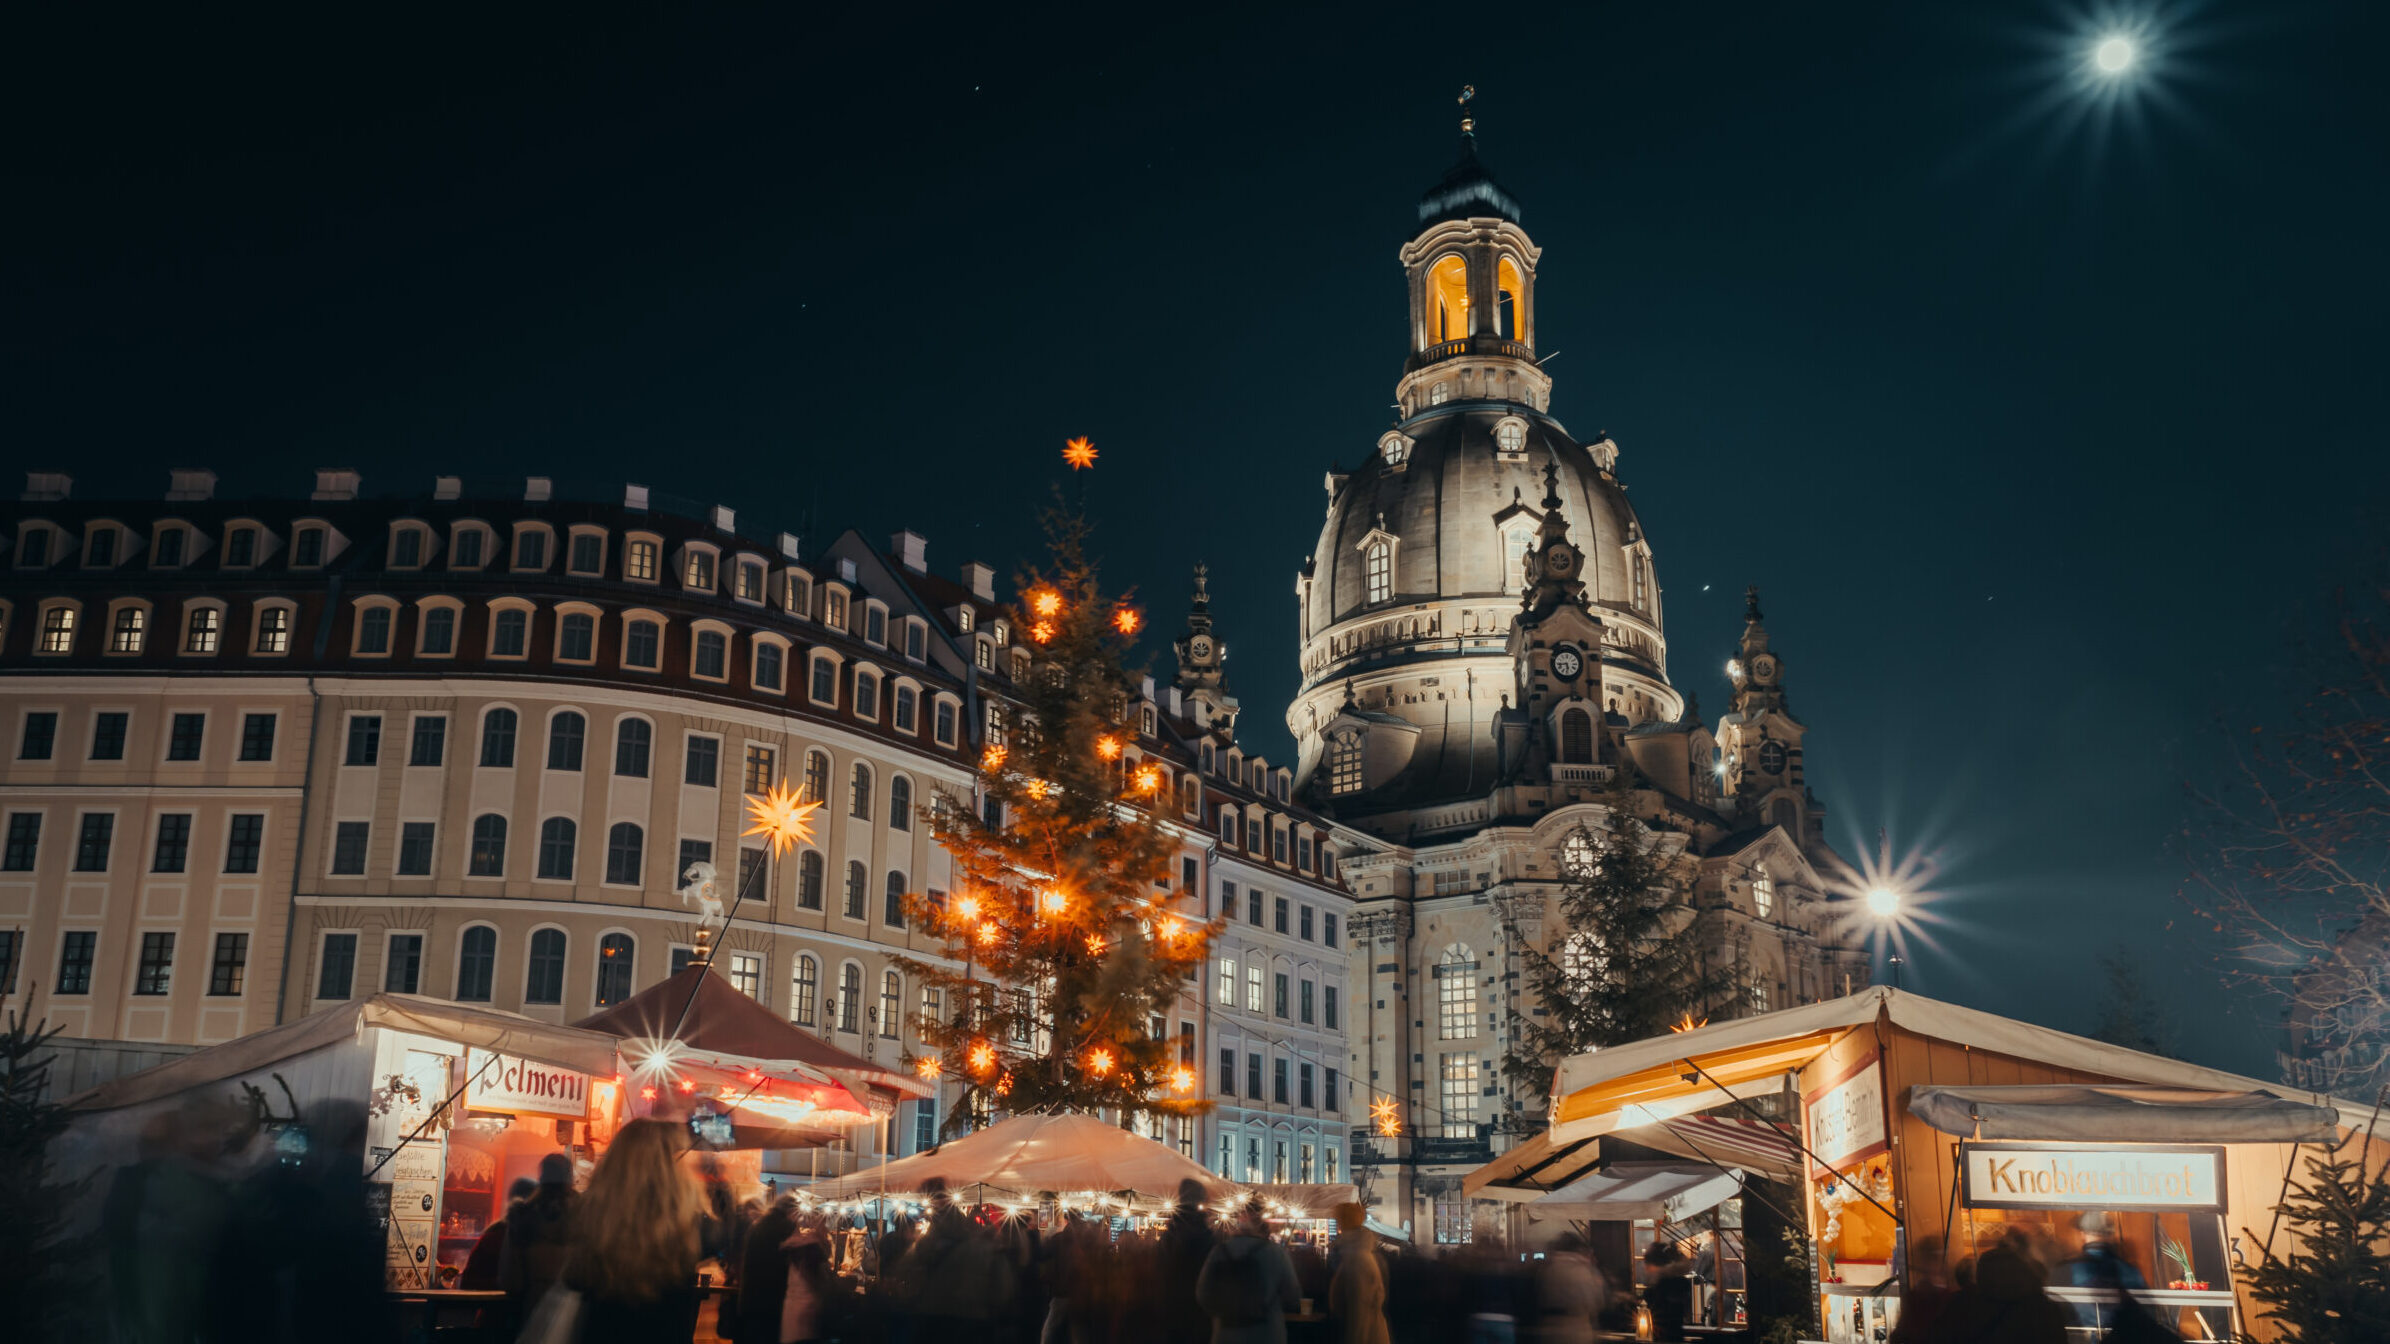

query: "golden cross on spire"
xmin=1458 ymin=84 xmax=1477 ymax=135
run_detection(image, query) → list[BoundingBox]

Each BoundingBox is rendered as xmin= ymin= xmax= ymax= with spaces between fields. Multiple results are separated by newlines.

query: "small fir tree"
xmin=2088 ymin=948 xmax=2177 ymax=1058
xmin=1503 ymin=794 xmax=1731 ymax=1098
xmin=901 ymin=505 xmax=1215 ymax=1134
xmin=0 ymin=1012 xmax=82 ymax=1334
xmin=2243 ymin=1132 xmax=2390 ymax=1343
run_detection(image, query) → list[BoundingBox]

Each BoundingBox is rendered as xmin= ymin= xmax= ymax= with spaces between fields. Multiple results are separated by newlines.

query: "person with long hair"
xmin=564 ymin=1119 xmax=706 ymax=1344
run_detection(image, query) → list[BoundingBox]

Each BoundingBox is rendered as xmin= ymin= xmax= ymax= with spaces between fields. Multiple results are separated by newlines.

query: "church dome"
xmin=1418 ymin=135 xmax=1523 ymax=228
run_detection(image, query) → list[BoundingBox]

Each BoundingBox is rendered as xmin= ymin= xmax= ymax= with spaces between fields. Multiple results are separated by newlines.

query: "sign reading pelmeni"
xmin=1805 ymin=1060 xmax=1887 ymax=1171
xmin=465 ymin=1049 xmax=591 ymax=1120
xmin=1961 ymin=1143 xmax=2227 ymax=1212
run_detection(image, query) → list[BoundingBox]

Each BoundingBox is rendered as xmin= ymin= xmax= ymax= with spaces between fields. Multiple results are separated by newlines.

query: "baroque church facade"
xmin=1265 ymin=128 xmax=1871 ymax=1243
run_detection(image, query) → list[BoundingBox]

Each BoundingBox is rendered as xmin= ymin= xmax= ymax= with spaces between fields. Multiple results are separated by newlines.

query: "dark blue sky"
xmin=10 ymin=3 xmax=2385 ymax=1076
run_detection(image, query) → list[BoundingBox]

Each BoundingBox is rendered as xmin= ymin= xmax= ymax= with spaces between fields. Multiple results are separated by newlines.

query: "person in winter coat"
xmin=1326 ymin=1204 xmax=1390 ymax=1344
xmin=1157 ymin=1179 xmax=1222 ymax=1344
xmin=459 ymin=1178 xmax=537 ymax=1291
xmin=499 ymin=1153 xmax=579 ymax=1339
xmin=1943 ymin=1242 xmax=2067 ymax=1344
xmin=563 ymin=1119 xmax=706 ymax=1344
xmin=731 ymin=1196 xmax=801 ymax=1344
xmin=1528 ymin=1232 xmax=1604 ymax=1344
xmin=1197 ymin=1197 xmax=1303 ymax=1344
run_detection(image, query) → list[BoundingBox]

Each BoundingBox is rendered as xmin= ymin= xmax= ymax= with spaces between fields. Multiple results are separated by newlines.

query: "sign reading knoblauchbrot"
xmin=1961 ymin=1143 xmax=2226 ymax=1213
xmin=465 ymin=1049 xmax=592 ymax=1120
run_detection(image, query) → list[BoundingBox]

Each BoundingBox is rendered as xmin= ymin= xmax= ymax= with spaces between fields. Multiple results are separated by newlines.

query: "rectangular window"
xmin=224 ymin=814 xmax=264 ymax=873
xmin=1324 ymin=985 xmax=1339 ymax=1031
xmin=810 ymin=657 xmax=836 ymax=705
xmin=1324 ymin=913 xmax=1339 ymax=949
xmin=686 ymin=550 xmax=716 ymax=589
xmin=1325 ymin=1068 xmax=1340 ymax=1114
xmin=626 ymin=538 xmax=657 ymax=580
xmin=742 ymin=846 xmax=768 ymax=899
xmin=728 ymin=953 xmax=763 ymax=998
xmin=89 ymin=529 xmax=118 ymax=566
xmin=254 ymin=606 xmax=291 ymax=653
xmin=1219 ymin=1047 xmax=1237 ymax=1095
xmin=356 ymin=606 xmax=392 ymax=654
xmin=204 ymin=932 xmax=247 ymax=996
xmin=239 ymin=713 xmax=276 ymax=761
xmin=167 ymin=713 xmax=206 ymax=761
xmin=385 ymin=934 xmax=423 ymax=993
xmin=155 ymin=528 xmax=185 ymax=566
xmin=1216 ymin=956 xmax=1235 ymax=1006
xmin=344 ymin=715 xmax=381 ymax=766
xmin=410 ymin=716 xmax=447 ymax=766
xmin=570 ymin=534 xmax=603 ymax=574
xmin=1438 ymin=957 xmax=1479 ymax=1039
xmin=74 ymin=813 xmax=115 ymax=871
xmin=1273 ymin=827 xmax=1289 ymax=863
xmin=91 ymin=712 xmax=128 ymax=761
xmin=21 ymin=711 xmax=57 ymax=760
xmin=184 ymin=607 xmax=220 ymax=653
xmin=225 ymin=528 xmax=256 ymax=566
xmin=1299 ymin=905 xmax=1313 ymax=941
xmin=694 ymin=631 xmax=727 ymax=679
xmin=1274 ymin=896 xmax=1289 ymax=934
xmin=2 ymin=814 xmax=39 ymax=871
xmin=737 ymin=562 xmax=763 ymax=600
xmin=743 ymin=744 xmax=775 ymax=793
xmin=134 ymin=931 xmax=175 ymax=995
xmin=1274 ymin=972 xmax=1289 ymax=1019
xmin=152 ymin=814 xmax=192 ymax=872
xmin=317 ymin=933 xmax=357 ymax=999
xmin=397 ymin=822 xmax=435 ymax=876
xmin=854 ymin=673 xmax=878 ymax=720
xmin=453 ymin=529 xmax=484 ymax=567
xmin=684 ymin=736 xmax=719 ymax=786
xmin=1439 ymin=1053 xmax=1481 ymax=1139
xmin=1247 ymin=1052 xmax=1263 ymax=1100
xmin=914 ymin=1099 xmax=936 ymax=1153
xmin=1300 ymin=979 xmax=1314 ymax=1024
xmin=0 ymin=932 xmax=18 ymax=994
xmin=1273 ymin=1056 xmax=1289 ymax=1104
xmin=331 ymin=821 xmax=370 ymax=875
xmin=1300 ymin=1062 xmax=1315 ymax=1109
xmin=1220 ymin=880 xmax=1237 ymax=918
xmin=1246 ymin=965 xmax=1264 ymax=1014
xmin=1247 ymin=889 xmax=1262 ymax=926
xmin=421 ymin=606 xmax=456 ymax=654
xmin=515 ymin=531 xmax=546 ymax=569
xmin=677 ymin=838 xmax=713 ymax=876
xmin=57 ymin=931 xmax=97 ymax=995
xmin=291 ymin=528 xmax=323 ymax=566
xmin=935 ymin=700 xmax=957 ymax=745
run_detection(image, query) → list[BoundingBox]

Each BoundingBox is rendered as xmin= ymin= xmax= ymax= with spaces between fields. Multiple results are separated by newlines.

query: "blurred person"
xmin=500 ymin=1152 xmax=580 ymax=1338
xmin=1888 ymin=1235 xmax=1956 ymax=1344
xmin=888 ymin=1177 xmax=1017 ymax=1341
xmin=1460 ymin=1244 xmax=1528 ymax=1344
xmin=1197 ymin=1197 xmax=1301 ymax=1344
xmin=1529 ymin=1232 xmax=1603 ymax=1344
xmin=730 ymin=1195 xmax=801 ymax=1344
xmin=460 ymin=1177 xmax=539 ymax=1291
xmin=1038 ymin=1213 xmax=1111 ymax=1344
xmin=104 ymin=1106 xmax=234 ymax=1344
xmin=220 ymin=1101 xmax=396 ymax=1344
xmin=1157 ymin=1179 xmax=1220 ymax=1344
xmin=1326 ymin=1204 xmax=1389 ymax=1344
xmin=877 ymin=1213 xmax=916 ymax=1279
xmin=1945 ymin=1240 xmax=2066 ymax=1344
xmin=564 ymin=1118 xmax=706 ymax=1344
xmin=1643 ymin=1240 xmax=1694 ymax=1344
xmin=778 ymin=1214 xmax=842 ymax=1344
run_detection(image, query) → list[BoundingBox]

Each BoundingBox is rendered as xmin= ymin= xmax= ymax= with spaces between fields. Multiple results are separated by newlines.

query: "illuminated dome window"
xmin=1494 ymin=417 xmax=1527 ymax=457
xmin=1379 ymin=432 xmax=1412 ymax=466
xmin=1428 ymin=254 xmax=1469 ymax=342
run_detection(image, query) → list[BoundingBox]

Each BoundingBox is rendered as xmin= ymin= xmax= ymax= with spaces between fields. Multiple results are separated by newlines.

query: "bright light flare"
xmin=1085 ymin=1048 xmax=1114 ymax=1077
xmin=976 ymin=921 xmax=1000 ymax=946
xmin=1029 ymin=620 xmax=1056 ymax=644
xmin=1030 ymin=589 xmax=1063 ymax=617
xmin=2093 ymin=34 xmax=2135 ymax=73
xmin=1062 ymin=437 xmax=1098 ymax=470
xmin=1113 ymin=608 xmax=1142 ymax=635
xmin=1039 ymin=887 xmax=1069 ymax=917
xmin=915 ymin=1055 xmax=943 ymax=1080
xmin=1132 ymin=765 xmax=1162 ymax=793
xmin=1170 ymin=1066 xmax=1195 ymax=1094
xmin=953 ymin=893 xmax=982 ymax=923
xmin=742 ymin=782 xmax=822 ymax=857
xmin=968 ymin=1041 xmax=996 ymax=1075
xmin=1096 ymin=736 xmax=1122 ymax=761
xmin=1668 ymin=1012 xmax=1709 ymax=1034
xmin=1085 ymin=933 xmax=1108 ymax=955
xmin=1370 ymin=1096 xmax=1402 ymax=1138
xmin=982 ymin=744 xmax=1008 ymax=771
xmin=1866 ymin=886 xmax=1901 ymax=919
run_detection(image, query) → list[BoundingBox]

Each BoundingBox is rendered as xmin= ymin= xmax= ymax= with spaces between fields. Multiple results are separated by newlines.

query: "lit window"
xmin=790 ymin=955 xmax=819 ymax=1024
xmin=625 ymin=539 xmax=658 ymax=581
xmin=1364 ymin=542 xmax=1390 ymax=604
xmin=1329 ymin=731 xmax=1363 ymax=795
xmin=1437 ymin=944 xmax=1477 ymax=1039
xmin=1495 ymin=419 xmax=1526 ymax=454
xmin=1440 ymin=1053 xmax=1481 ymax=1138
xmin=253 ymin=607 xmax=290 ymax=655
xmin=1752 ymin=864 xmax=1775 ymax=918
xmin=39 ymin=606 xmax=77 ymax=654
xmin=110 ymin=606 xmax=147 ymax=654
xmin=737 ymin=562 xmax=763 ymax=601
xmin=685 ymin=550 xmax=715 ymax=590
xmin=729 ymin=953 xmax=762 ymax=999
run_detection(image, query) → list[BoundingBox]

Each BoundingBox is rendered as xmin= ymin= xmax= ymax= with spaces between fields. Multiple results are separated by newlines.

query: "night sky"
xmin=11 ymin=4 xmax=2386 ymax=1078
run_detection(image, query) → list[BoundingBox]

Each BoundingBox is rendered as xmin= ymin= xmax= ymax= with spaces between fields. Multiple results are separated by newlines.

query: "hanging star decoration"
xmin=1112 ymin=607 xmax=1142 ymax=635
xmin=1062 ymin=436 xmax=1098 ymax=470
xmin=915 ymin=1055 xmax=943 ymax=1080
xmin=1668 ymin=1012 xmax=1710 ymax=1034
xmin=1085 ymin=1047 xmax=1114 ymax=1077
xmin=1371 ymin=1096 xmax=1402 ymax=1137
xmin=742 ymin=782 xmax=822 ymax=857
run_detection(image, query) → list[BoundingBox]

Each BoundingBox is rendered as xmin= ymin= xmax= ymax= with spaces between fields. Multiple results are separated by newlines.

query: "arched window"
xmin=355 ymin=605 xmax=392 ymax=655
xmin=885 ymin=871 xmax=907 ymax=928
xmin=547 ymin=712 xmax=585 ymax=771
xmin=894 ymin=684 xmax=917 ymax=732
xmin=844 ymin=861 xmax=867 ymax=919
xmin=879 ymin=969 xmax=901 ymax=1038
xmin=754 ymin=642 xmax=783 ymax=691
xmin=1560 ymin=709 xmax=1593 ymax=763
xmin=790 ymin=955 xmax=819 ymax=1025
xmin=694 ymin=629 xmax=728 ymax=680
xmin=797 ymin=850 xmax=825 ymax=910
xmin=605 ymin=822 xmax=643 ymax=886
xmin=480 ymin=708 xmax=517 ymax=767
xmin=456 ymin=926 xmax=496 ymax=1001
xmin=469 ymin=814 xmax=507 ymax=876
xmin=421 ymin=606 xmax=456 ymax=656
xmin=614 ymin=719 xmax=651 ymax=777
xmin=525 ymin=929 xmax=566 ymax=1004
xmin=1751 ymin=863 xmax=1775 ymax=919
xmin=559 ymin=611 xmax=595 ymax=662
xmin=1437 ymin=944 xmax=1478 ymax=1040
xmin=1561 ymin=828 xmax=1597 ymax=880
xmin=624 ymin=618 xmax=661 ymax=669
xmin=1631 ymin=553 xmax=1649 ymax=610
xmin=1561 ymin=932 xmax=1606 ymax=990
xmin=537 ymin=817 xmax=576 ymax=880
xmin=1329 ymin=731 xmax=1364 ymax=796
xmin=1364 ymin=542 xmax=1391 ymax=605
xmin=849 ymin=762 xmax=872 ymax=819
xmin=1427 ymin=254 xmax=1469 ymax=342
xmin=183 ymin=605 xmax=221 ymax=654
xmin=111 ymin=605 xmax=148 ymax=654
xmin=253 ymin=604 xmax=291 ymax=654
xmin=803 ymin=750 xmax=830 ymax=804
xmin=836 ymin=963 xmax=862 ymax=1032
xmin=889 ymin=776 xmax=912 ymax=830
xmin=595 ymin=933 xmax=634 ymax=1007
xmin=491 ymin=607 xmax=528 ymax=658
xmin=1496 ymin=256 xmax=1525 ymax=340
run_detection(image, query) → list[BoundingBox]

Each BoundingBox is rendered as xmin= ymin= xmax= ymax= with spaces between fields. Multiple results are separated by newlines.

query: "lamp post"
xmin=1866 ymin=886 xmax=1902 ymax=990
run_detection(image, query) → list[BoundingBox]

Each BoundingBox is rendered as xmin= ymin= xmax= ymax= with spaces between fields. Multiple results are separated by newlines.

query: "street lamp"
xmin=1865 ymin=886 xmax=1904 ymax=989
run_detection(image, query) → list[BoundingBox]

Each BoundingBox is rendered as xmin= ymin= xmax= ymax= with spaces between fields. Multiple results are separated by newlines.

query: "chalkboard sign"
xmin=365 ymin=1180 xmax=393 ymax=1231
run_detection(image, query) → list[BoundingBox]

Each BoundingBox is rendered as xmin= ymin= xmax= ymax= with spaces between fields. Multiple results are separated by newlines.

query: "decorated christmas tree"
xmin=901 ymin=501 xmax=1215 ymax=1135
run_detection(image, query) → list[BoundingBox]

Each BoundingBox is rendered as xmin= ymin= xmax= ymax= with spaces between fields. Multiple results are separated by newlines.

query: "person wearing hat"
xmin=2062 ymin=1212 xmax=2147 ymax=1328
xmin=499 ymin=1153 xmax=580 ymax=1337
xmin=1326 ymin=1203 xmax=1390 ymax=1344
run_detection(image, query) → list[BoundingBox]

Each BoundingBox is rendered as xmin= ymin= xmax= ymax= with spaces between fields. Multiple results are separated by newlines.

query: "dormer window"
xmin=975 ymin=639 xmax=994 ymax=672
xmin=1364 ymin=541 xmax=1391 ymax=604
xmin=1493 ymin=416 xmax=1528 ymax=457
xmin=16 ymin=526 xmax=51 ymax=568
xmin=684 ymin=549 xmax=715 ymax=590
xmin=1141 ymin=705 xmax=1157 ymax=737
xmin=152 ymin=527 xmax=186 ymax=568
xmin=1228 ymin=755 xmax=1244 ymax=786
xmin=625 ymin=537 xmax=659 ymax=582
xmin=108 ymin=604 xmax=147 ymax=654
xmin=824 ymin=588 xmax=849 ymax=631
xmin=992 ymin=620 xmax=1009 ymax=647
xmin=85 ymin=527 xmax=120 ymax=568
xmin=450 ymin=526 xmax=487 ymax=569
xmin=904 ymin=619 xmax=925 ymax=662
xmin=568 ymin=532 xmax=605 ymax=576
xmin=38 ymin=603 xmax=78 ymax=653
xmin=512 ymin=529 xmax=547 ymax=571
xmin=1329 ymin=731 xmax=1363 ymax=794
xmin=865 ymin=603 xmax=887 ymax=647
xmin=1379 ymin=432 xmax=1412 ymax=467
xmin=288 ymin=527 xmax=323 ymax=568
xmin=783 ymin=570 xmax=812 ymax=617
xmin=253 ymin=604 xmax=292 ymax=655
xmin=1200 ymin=741 xmax=1215 ymax=774
xmin=1429 ymin=382 xmax=1451 ymax=406
xmin=224 ymin=528 xmax=258 ymax=568
xmin=956 ymin=606 xmax=975 ymax=634
xmin=735 ymin=560 xmax=764 ymax=602
xmin=393 ymin=527 xmax=428 ymax=569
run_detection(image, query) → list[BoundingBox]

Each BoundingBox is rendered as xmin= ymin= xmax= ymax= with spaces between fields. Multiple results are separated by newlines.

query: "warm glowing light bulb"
xmin=1024 ymin=779 xmax=1049 ymax=799
xmin=1866 ymin=886 xmax=1900 ymax=919
xmin=1039 ymin=887 xmax=1070 ymax=916
xmin=1370 ymin=1096 xmax=1402 ymax=1137
xmin=982 ymin=744 xmax=1008 ymax=771
xmin=1160 ymin=915 xmax=1183 ymax=941
xmin=1030 ymin=620 xmax=1056 ymax=643
xmin=2094 ymin=34 xmax=2135 ymax=73
xmin=976 ymin=921 xmax=1000 ymax=946
xmin=953 ymin=893 xmax=981 ymax=922
xmin=741 ymin=782 xmax=822 ymax=857
xmin=1085 ymin=933 xmax=1107 ymax=955
xmin=1113 ymin=608 xmax=1142 ymax=635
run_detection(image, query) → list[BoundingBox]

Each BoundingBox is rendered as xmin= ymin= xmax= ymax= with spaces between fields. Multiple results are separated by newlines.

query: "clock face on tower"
xmin=1758 ymin=741 xmax=1787 ymax=775
xmin=1752 ymin=654 xmax=1777 ymax=683
xmin=1544 ymin=543 xmax=1575 ymax=576
xmin=1189 ymin=636 xmax=1214 ymax=662
xmin=1551 ymin=645 xmax=1583 ymax=679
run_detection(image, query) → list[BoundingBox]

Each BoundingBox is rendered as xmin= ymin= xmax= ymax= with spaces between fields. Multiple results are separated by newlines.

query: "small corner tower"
xmin=1718 ymin=586 xmax=1811 ymax=834
xmin=1395 ymin=91 xmax=1549 ymax=419
xmin=1173 ymin=563 xmax=1239 ymax=735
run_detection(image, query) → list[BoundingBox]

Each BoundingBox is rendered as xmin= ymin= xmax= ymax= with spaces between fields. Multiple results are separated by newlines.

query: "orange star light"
xmin=1085 ymin=933 xmax=1108 ymax=955
xmin=976 ymin=921 xmax=1000 ymax=946
xmin=1170 ymin=1067 xmax=1195 ymax=1094
xmin=952 ymin=893 xmax=981 ymax=923
xmin=915 ymin=1056 xmax=943 ymax=1080
xmin=1096 ymin=735 xmax=1122 ymax=760
xmin=742 ymin=782 xmax=822 ymax=857
xmin=1062 ymin=437 xmax=1098 ymax=470
xmin=1030 ymin=589 xmax=1063 ymax=617
xmin=1029 ymin=620 xmax=1055 ymax=643
xmin=1132 ymin=765 xmax=1163 ymax=793
xmin=1112 ymin=608 xmax=1142 ymax=635
xmin=969 ymin=1041 xmax=996 ymax=1075
xmin=1668 ymin=1012 xmax=1710 ymax=1034
xmin=1371 ymin=1096 xmax=1402 ymax=1137
xmin=982 ymin=744 xmax=1008 ymax=771
xmin=1039 ymin=887 xmax=1070 ymax=917
xmin=1086 ymin=1048 xmax=1114 ymax=1077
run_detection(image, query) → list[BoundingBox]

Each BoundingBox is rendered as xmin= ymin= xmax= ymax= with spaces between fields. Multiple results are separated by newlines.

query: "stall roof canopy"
xmin=802 ymin=1112 xmax=1238 ymax=1207
xmin=66 ymin=994 xmax=621 ymax=1112
xmin=1247 ymin=1183 xmax=1363 ymax=1219
xmin=1467 ymin=1115 xmax=1800 ymax=1203
xmin=1910 ymin=1085 xmax=2343 ymax=1145
xmin=1520 ymin=1162 xmax=1747 ymax=1223
xmin=576 ymin=964 xmax=930 ymax=1101
xmin=1550 ymin=986 xmax=2380 ymax=1143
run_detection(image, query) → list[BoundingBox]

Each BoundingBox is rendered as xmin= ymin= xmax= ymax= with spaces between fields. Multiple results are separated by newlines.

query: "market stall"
xmin=800 ymin=1110 xmax=1238 ymax=1216
xmin=1541 ymin=986 xmax=2382 ymax=1344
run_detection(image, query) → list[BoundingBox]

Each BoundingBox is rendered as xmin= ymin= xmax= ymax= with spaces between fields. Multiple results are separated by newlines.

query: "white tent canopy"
xmin=1521 ymin=1162 xmax=1747 ymax=1223
xmin=1549 ymin=987 xmax=2380 ymax=1144
xmin=1908 ymin=1085 xmax=2342 ymax=1145
xmin=801 ymin=1112 xmax=1239 ymax=1208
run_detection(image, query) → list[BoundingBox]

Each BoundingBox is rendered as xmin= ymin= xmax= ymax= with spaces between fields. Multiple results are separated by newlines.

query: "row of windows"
xmin=1214 ymin=1048 xmax=1341 ymax=1113
xmin=1212 ymin=954 xmax=1343 ymax=1028
xmin=1215 ymin=809 xmax=1335 ymax=879
xmin=1215 ymin=1129 xmax=1342 ymax=1185
xmin=0 ymin=927 xmax=251 ymax=999
xmin=1216 ymin=881 xmax=1341 ymax=946
xmin=3 ymin=810 xmax=266 ymax=875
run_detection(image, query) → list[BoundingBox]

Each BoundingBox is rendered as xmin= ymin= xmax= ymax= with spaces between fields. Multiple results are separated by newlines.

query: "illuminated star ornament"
xmin=1062 ymin=436 xmax=1098 ymax=470
xmin=1370 ymin=1096 xmax=1402 ymax=1137
xmin=742 ymin=782 xmax=822 ymax=857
